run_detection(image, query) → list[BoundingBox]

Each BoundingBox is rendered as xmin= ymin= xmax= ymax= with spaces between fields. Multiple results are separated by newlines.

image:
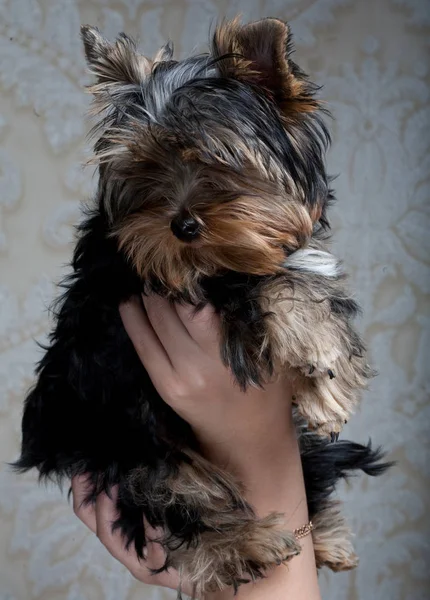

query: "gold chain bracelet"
xmin=294 ymin=521 xmax=314 ymax=540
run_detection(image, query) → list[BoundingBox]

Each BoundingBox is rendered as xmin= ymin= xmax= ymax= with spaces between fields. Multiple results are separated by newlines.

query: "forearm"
xmin=119 ymin=300 xmax=321 ymax=598
xmin=204 ymin=418 xmax=321 ymax=600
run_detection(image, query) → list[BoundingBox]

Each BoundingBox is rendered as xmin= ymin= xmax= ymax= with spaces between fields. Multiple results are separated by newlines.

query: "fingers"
xmin=94 ymin=489 xmax=143 ymax=574
xmin=92 ymin=492 xmax=183 ymax=589
xmin=142 ymin=517 xmax=168 ymax=571
xmin=119 ymin=297 xmax=174 ymax=383
xmin=72 ymin=475 xmax=96 ymax=533
xmin=121 ymin=295 xmax=220 ymax=371
xmin=72 ymin=479 xmax=147 ymax=579
xmin=120 ymin=294 xmax=223 ymax=417
xmin=142 ymin=517 xmax=190 ymax=593
xmin=175 ymin=303 xmax=221 ymax=353
xmin=142 ymin=295 xmax=197 ymax=365
xmin=71 ymin=480 xmax=191 ymax=593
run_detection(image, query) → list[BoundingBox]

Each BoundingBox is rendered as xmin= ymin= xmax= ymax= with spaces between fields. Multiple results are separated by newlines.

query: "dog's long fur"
xmin=15 ymin=18 xmax=390 ymax=596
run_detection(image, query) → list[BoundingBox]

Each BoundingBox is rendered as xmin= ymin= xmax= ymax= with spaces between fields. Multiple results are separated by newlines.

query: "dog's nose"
xmin=170 ymin=214 xmax=201 ymax=242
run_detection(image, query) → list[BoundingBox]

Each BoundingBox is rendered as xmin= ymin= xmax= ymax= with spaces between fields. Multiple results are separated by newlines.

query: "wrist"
xmin=199 ymin=419 xmax=308 ymax=527
xmin=240 ymin=431 xmax=308 ymax=527
xmin=198 ymin=410 xmax=296 ymax=475
xmin=195 ymin=396 xmax=296 ymax=474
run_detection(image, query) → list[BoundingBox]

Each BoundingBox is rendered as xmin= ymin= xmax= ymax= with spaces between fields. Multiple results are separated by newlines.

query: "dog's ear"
xmin=212 ymin=18 xmax=319 ymax=116
xmin=81 ymin=25 xmax=152 ymax=85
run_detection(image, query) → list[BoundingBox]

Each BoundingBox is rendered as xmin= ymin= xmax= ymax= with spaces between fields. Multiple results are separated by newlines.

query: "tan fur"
xmin=312 ymin=501 xmax=358 ymax=571
xmin=114 ymin=176 xmax=313 ymax=300
xmin=92 ymin=120 xmax=302 ymax=203
xmin=174 ymin=512 xmax=299 ymax=595
xmin=129 ymin=450 xmax=300 ymax=595
xmin=81 ymin=18 xmax=371 ymax=587
xmin=260 ymin=269 xmax=372 ymax=434
xmin=212 ymin=18 xmax=320 ymax=117
xmin=153 ymin=42 xmax=173 ymax=65
xmin=81 ymin=26 xmax=152 ymax=115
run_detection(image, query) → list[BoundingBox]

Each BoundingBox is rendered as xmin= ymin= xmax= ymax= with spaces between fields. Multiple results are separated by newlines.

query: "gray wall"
xmin=0 ymin=1 xmax=428 ymax=599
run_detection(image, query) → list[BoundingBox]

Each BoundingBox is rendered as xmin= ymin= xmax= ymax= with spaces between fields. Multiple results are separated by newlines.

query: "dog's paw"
xmin=302 ymin=417 xmax=345 ymax=442
xmin=292 ymin=375 xmax=351 ymax=439
xmin=312 ymin=420 xmax=344 ymax=441
xmin=173 ymin=513 xmax=300 ymax=593
xmin=312 ymin=501 xmax=359 ymax=572
xmin=231 ymin=513 xmax=302 ymax=574
xmin=296 ymin=343 xmax=342 ymax=379
xmin=303 ymin=364 xmax=338 ymax=380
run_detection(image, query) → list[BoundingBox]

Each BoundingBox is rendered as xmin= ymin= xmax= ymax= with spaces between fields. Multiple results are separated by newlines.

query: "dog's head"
xmin=82 ymin=18 xmax=330 ymax=296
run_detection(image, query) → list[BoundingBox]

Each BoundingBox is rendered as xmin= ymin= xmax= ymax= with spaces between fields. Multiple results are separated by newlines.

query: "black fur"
xmin=14 ymin=207 xmax=389 ymax=566
xmin=300 ymin=433 xmax=392 ymax=519
xmin=14 ymin=19 xmax=391 ymax=593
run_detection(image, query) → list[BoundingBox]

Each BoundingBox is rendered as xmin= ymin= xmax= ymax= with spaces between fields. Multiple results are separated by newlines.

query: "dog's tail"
xmin=299 ymin=425 xmax=393 ymax=571
xmin=300 ymin=431 xmax=392 ymax=516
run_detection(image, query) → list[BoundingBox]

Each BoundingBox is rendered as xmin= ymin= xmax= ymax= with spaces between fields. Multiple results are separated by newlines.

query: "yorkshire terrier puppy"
xmin=15 ymin=18 xmax=389 ymax=596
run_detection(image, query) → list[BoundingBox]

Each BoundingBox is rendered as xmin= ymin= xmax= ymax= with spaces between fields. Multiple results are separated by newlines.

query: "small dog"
xmin=15 ymin=18 xmax=389 ymax=596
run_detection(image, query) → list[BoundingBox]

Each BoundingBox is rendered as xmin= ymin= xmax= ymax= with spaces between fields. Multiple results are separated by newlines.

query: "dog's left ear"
xmin=212 ymin=18 xmax=319 ymax=116
xmin=81 ymin=25 xmax=153 ymax=86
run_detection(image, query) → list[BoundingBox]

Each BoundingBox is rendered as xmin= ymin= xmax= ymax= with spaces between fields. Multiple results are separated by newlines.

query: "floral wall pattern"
xmin=0 ymin=1 xmax=429 ymax=599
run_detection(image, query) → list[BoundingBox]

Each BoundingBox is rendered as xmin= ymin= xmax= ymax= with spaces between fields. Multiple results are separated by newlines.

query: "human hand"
xmin=71 ymin=475 xmax=194 ymax=596
xmin=119 ymin=295 xmax=295 ymax=474
xmin=72 ymin=295 xmax=318 ymax=600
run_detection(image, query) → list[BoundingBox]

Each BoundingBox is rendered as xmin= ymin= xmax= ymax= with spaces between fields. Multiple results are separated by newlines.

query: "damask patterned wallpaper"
xmin=0 ymin=1 xmax=429 ymax=599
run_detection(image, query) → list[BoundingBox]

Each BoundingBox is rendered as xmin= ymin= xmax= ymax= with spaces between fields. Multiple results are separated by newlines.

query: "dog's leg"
xmin=311 ymin=501 xmax=358 ymax=571
xmin=128 ymin=449 xmax=301 ymax=595
xmin=202 ymin=275 xmax=274 ymax=390
xmin=206 ymin=269 xmax=370 ymax=436
xmin=299 ymin=421 xmax=391 ymax=571
xmin=259 ymin=275 xmax=372 ymax=436
xmin=218 ymin=305 xmax=272 ymax=390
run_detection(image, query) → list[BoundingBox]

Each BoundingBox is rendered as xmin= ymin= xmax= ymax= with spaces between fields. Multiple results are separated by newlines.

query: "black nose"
xmin=170 ymin=215 xmax=201 ymax=242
